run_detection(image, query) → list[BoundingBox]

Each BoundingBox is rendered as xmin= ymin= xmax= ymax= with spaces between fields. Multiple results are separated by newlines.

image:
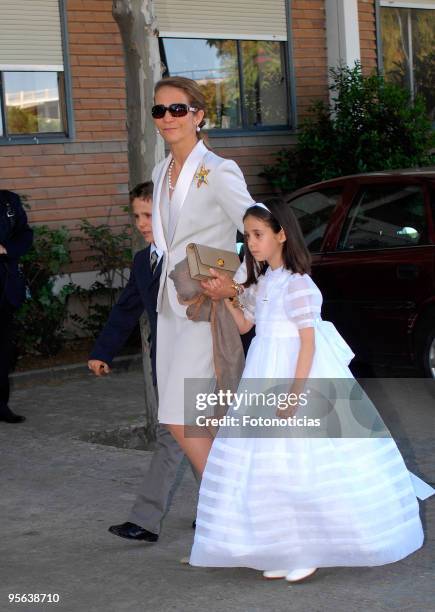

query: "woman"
xmin=151 ymin=76 xmax=254 ymax=474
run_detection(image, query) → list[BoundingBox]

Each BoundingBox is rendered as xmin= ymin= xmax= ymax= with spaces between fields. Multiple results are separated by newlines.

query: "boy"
xmin=88 ymin=182 xmax=194 ymax=542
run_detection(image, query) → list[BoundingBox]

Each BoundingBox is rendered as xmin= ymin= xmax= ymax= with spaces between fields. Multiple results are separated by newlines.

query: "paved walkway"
xmin=1 ymin=366 xmax=434 ymax=612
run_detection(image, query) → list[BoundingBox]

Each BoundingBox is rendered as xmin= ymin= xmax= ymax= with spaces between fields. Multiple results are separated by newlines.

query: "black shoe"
xmin=192 ymin=520 xmax=196 ymax=529
xmin=0 ymin=407 xmax=26 ymax=423
xmin=108 ymin=522 xmax=158 ymax=542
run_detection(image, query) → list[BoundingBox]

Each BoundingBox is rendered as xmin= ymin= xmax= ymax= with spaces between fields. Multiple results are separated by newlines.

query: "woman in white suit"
xmin=151 ymin=77 xmax=254 ymax=474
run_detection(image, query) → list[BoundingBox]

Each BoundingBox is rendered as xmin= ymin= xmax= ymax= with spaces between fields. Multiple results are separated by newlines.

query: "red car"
xmin=285 ymin=169 xmax=435 ymax=377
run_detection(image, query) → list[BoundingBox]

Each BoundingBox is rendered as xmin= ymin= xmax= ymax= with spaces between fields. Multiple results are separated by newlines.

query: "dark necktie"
xmin=150 ymin=250 xmax=158 ymax=275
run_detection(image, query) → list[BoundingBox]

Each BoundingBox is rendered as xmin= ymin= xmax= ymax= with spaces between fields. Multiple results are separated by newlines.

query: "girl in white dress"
xmin=189 ymin=202 xmax=434 ymax=583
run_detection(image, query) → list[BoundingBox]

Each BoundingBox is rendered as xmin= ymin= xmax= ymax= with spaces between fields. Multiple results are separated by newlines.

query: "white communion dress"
xmin=190 ymin=266 xmax=434 ymax=571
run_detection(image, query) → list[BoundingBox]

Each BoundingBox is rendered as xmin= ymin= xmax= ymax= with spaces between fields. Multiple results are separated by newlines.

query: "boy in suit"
xmin=88 ymin=182 xmax=193 ymax=542
xmin=0 ymin=190 xmax=33 ymax=424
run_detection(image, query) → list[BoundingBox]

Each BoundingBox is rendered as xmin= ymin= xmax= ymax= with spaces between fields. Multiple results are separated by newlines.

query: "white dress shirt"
xmin=150 ymin=242 xmax=163 ymax=266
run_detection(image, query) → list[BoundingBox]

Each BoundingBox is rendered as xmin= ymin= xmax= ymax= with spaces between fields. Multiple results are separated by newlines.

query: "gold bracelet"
xmin=231 ymin=281 xmax=243 ymax=296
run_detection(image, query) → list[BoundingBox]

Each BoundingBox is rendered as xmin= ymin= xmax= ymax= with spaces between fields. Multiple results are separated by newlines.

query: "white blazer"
xmin=152 ymin=140 xmax=254 ymax=317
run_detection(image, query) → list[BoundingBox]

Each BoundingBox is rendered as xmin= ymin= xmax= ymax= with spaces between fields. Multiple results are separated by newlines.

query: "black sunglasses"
xmin=151 ymin=103 xmax=198 ymax=119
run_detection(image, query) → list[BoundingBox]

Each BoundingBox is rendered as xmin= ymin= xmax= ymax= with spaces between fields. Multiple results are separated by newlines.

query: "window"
xmin=0 ymin=0 xmax=69 ymax=141
xmin=154 ymin=0 xmax=290 ymax=131
xmin=1 ymin=71 xmax=67 ymax=137
xmin=160 ymin=38 xmax=289 ymax=130
xmin=289 ymin=189 xmax=342 ymax=253
xmin=380 ymin=2 xmax=435 ymax=120
xmin=338 ymin=184 xmax=428 ymax=251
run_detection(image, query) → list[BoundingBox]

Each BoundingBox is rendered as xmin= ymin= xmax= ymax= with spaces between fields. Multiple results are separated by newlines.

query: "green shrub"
xmin=15 ymin=226 xmax=73 ymax=356
xmin=263 ymin=63 xmax=435 ymax=193
xmin=69 ymin=220 xmax=132 ymax=338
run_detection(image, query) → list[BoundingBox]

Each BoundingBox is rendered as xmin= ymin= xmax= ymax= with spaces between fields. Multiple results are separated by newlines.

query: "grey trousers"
xmin=128 ymin=423 xmax=199 ymax=534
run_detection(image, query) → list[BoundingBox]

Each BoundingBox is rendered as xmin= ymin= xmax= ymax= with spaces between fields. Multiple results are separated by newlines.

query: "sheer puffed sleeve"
xmin=285 ymin=273 xmax=322 ymax=329
xmin=239 ymin=283 xmax=258 ymax=324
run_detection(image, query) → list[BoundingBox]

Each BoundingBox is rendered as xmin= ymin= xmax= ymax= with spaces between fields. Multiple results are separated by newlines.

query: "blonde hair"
xmin=154 ymin=76 xmax=207 ymax=139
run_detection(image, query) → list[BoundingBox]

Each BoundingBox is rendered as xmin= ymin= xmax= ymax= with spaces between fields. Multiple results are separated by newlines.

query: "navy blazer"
xmin=0 ymin=190 xmax=33 ymax=309
xmin=89 ymin=246 xmax=162 ymax=385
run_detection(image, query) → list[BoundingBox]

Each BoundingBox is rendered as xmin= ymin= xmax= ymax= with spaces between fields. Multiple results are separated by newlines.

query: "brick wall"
xmin=358 ymin=0 xmax=378 ymax=73
xmin=0 ymin=0 xmax=129 ymax=272
xmin=291 ymin=0 xmax=329 ymax=116
xmin=68 ymin=0 xmax=126 ymax=142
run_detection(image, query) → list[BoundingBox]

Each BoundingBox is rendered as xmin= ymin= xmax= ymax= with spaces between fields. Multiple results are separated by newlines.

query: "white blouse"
xmin=239 ymin=266 xmax=323 ymax=329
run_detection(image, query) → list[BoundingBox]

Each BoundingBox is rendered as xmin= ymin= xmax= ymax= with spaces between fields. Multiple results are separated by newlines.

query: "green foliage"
xmin=7 ymin=106 xmax=62 ymax=134
xmin=15 ymin=226 xmax=73 ymax=356
xmin=76 ymin=219 xmax=132 ymax=284
xmin=7 ymin=106 xmax=39 ymax=134
xmin=69 ymin=220 xmax=132 ymax=338
xmin=14 ymin=218 xmax=134 ymax=354
xmin=263 ymin=63 xmax=435 ymax=193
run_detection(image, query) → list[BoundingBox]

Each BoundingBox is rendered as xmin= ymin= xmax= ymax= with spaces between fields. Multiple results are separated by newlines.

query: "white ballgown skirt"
xmin=190 ymin=319 xmax=434 ymax=570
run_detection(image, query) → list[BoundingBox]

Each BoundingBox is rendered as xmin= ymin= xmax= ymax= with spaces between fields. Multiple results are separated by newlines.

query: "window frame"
xmin=376 ymin=0 xmax=435 ymax=103
xmin=159 ymin=5 xmax=297 ymax=136
xmin=0 ymin=0 xmax=74 ymax=146
xmin=380 ymin=1 xmax=435 ymax=8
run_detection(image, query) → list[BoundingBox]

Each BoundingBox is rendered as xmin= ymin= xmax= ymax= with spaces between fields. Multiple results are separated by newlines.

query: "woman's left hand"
xmin=201 ymin=269 xmax=236 ymax=300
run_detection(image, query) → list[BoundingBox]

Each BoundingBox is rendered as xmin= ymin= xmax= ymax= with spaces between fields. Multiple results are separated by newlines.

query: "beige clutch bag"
xmin=186 ymin=243 xmax=240 ymax=280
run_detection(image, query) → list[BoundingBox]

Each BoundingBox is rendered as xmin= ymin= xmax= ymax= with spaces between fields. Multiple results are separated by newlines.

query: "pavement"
xmin=1 ymin=364 xmax=434 ymax=612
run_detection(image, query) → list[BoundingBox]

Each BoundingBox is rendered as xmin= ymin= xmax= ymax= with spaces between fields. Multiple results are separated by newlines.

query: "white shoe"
xmin=262 ymin=569 xmax=288 ymax=579
xmin=285 ymin=568 xmax=318 ymax=583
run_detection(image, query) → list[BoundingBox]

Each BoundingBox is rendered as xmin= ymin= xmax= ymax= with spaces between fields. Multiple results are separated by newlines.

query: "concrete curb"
xmin=10 ymin=353 xmax=143 ymax=388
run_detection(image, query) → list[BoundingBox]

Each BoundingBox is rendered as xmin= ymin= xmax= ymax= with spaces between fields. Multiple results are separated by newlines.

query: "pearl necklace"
xmin=168 ymin=159 xmax=176 ymax=191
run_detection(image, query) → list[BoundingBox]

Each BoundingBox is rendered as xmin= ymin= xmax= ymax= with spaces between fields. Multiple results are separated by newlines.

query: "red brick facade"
xmin=0 ymin=1 xmax=129 ymax=270
xmin=292 ymin=0 xmax=329 ymax=115
xmin=0 ymin=0 xmax=379 ymax=271
xmin=358 ymin=0 xmax=378 ymax=73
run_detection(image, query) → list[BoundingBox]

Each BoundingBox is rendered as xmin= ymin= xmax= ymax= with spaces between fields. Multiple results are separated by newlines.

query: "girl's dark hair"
xmin=154 ymin=76 xmax=207 ymax=140
xmin=243 ymin=198 xmax=312 ymax=287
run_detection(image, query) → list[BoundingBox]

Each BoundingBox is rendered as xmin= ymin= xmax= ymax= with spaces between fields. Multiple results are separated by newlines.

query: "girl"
xmin=189 ymin=201 xmax=434 ymax=583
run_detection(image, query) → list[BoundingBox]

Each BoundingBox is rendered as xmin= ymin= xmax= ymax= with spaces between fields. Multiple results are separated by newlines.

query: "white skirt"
xmin=156 ymin=287 xmax=215 ymax=425
xmin=190 ymin=321 xmax=432 ymax=570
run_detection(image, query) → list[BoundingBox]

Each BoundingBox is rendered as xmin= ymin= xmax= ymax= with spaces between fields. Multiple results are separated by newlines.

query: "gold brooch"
xmin=194 ymin=165 xmax=210 ymax=188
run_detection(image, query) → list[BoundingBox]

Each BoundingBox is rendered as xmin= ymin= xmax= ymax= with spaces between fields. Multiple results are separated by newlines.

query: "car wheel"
xmin=416 ymin=324 xmax=435 ymax=378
